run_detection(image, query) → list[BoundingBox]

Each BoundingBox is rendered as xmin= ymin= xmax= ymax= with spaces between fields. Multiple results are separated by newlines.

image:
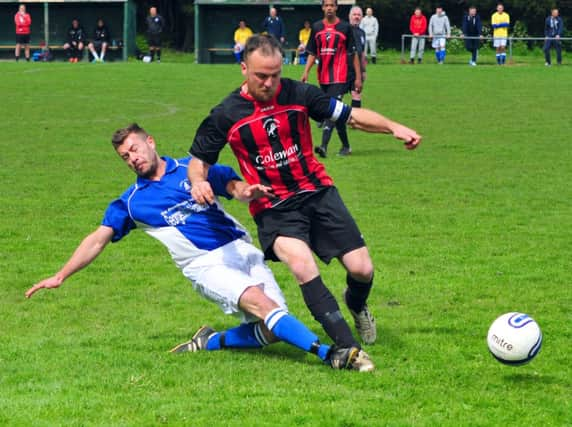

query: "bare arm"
xmin=25 ymin=225 xmax=114 ymax=298
xmin=353 ymin=53 xmax=362 ymax=92
xmin=188 ymin=157 xmax=215 ymax=204
xmin=301 ymin=54 xmax=316 ymax=82
xmin=348 ymin=108 xmax=422 ymax=150
xmin=226 ymin=180 xmax=275 ymax=203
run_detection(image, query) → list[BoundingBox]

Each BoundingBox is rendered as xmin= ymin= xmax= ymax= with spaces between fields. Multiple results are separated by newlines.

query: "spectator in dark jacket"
xmin=544 ymin=8 xmax=564 ymax=66
xmin=146 ymin=6 xmax=164 ymax=62
xmin=263 ymin=8 xmax=285 ymax=44
xmin=461 ymin=6 xmax=482 ymax=66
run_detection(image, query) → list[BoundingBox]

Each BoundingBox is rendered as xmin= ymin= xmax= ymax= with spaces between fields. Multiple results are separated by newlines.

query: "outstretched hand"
xmin=26 ymin=275 xmax=63 ymax=299
xmin=392 ymin=123 xmax=422 ymax=150
xmin=240 ymin=184 xmax=275 ymax=201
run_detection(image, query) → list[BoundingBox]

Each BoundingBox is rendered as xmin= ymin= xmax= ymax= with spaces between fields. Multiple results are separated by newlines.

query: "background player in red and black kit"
xmin=301 ymin=0 xmax=361 ymax=157
xmin=187 ymin=35 xmax=421 ymax=372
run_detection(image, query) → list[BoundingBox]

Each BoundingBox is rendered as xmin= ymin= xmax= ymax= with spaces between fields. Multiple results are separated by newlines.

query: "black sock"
xmin=321 ymin=120 xmax=334 ymax=147
xmin=301 ymin=276 xmax=359 ymax=348
xmin=156 ymin=49 xmax=161 ymax=60
xmin=345 ymin=273 xmax=373 ymax=312
xmin=351 ymin=99 xmax=361 ymax=108
xmin=15 ymin=56 xmax=20 ymax=61
xmin=150 ymin=51 xmax=155 ymax=61
xmin=336 ymin=120 xmax=350 ymax=148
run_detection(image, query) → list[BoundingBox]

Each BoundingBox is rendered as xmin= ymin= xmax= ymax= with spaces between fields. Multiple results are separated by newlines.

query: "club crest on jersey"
xmin=263 ymin=117 xmax=280 ymax=140
xmin=179 ymin=179 xmax=191 ymax=192
xmin=326 ymin=32 xmax=331 ymax=42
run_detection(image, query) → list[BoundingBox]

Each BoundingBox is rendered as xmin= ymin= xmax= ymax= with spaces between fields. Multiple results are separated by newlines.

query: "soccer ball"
xmin=487 ymin=312 xmax=542 ymax=365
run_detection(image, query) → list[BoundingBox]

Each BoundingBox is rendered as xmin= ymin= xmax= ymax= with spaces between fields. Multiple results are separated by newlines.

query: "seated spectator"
xmin=63 ymin=19 xmax=87 ymax=63
xmin=297 ymin=20 xmax=311 ymax=65
xmin=88 ymin=18 xmax=111 ymax=63
xmin=233 ymin=19 xmax=253 ymax=63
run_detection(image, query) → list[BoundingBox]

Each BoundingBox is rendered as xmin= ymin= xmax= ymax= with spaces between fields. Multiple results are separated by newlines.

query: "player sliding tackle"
xmin=25 ymin=123 xmax=364 ymax=371
xmin=188 ymin=34 xmax=421 ymax=373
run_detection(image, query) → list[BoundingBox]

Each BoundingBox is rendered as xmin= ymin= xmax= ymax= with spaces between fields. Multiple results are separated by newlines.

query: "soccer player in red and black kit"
xmin=188 ymin=35 xmax=421 ymax=372
xmin=301 ymin=0 xmax=362 ymax=157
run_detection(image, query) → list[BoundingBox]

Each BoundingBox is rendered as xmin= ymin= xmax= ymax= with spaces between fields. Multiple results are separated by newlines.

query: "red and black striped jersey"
xmin=190 ymin=78 xmax=352 ymax=217
xmin=306 ymin=18 xmax=356 ymax=85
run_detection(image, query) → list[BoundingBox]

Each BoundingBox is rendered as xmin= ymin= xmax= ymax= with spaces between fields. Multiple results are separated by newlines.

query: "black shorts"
xmin=254 ymin=186 xmax=366 ymax=263
xmin=320 ymin=83 xmax=347 ymax=100
xmin=91 ymin=40 xmax=107 ymax=50
xmin=147 ymin=34 xmax=162 ymax=48
xmin=16 ymin=34 xmax=30 ymax=44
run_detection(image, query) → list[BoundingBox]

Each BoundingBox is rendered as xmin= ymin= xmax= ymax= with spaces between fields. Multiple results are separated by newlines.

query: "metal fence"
xmin=400 ymin=34 xmax=572 ymax=63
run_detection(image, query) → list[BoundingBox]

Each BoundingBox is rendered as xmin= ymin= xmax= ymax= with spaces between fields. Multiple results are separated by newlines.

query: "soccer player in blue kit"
xmin=25 ymin=123 xmax=362 ymax=370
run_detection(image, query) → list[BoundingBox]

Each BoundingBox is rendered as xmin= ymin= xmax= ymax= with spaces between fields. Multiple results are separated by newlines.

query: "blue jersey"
xmin=102 ymin=157 xmax=250 ymax=269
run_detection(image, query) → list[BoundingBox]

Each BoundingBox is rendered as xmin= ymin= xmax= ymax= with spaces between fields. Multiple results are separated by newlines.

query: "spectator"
xmin=14 ymin=4 xmax=32 ymax=62
xmin=544 ymin=8 xmax=563 ymax=66
xmin=233 ymin=19 xmax=253 ymax=63
xmin=491 ymin=3 xmax=509 ymax=65
xmin=428 ymin=6 xmax=450 ymax=64
xmin=302 ymin=0 xmax=361 ymax=157
xmin=297 ymin=20 xmax=311 ymax=65
xmin=146 ymin=6 xmax=164 ymax=63
xmin=263 ymin=7 xmax=285 ymax=44
xmin=63 ymin=19 xmax=87 ymax=63
xmin=348 ymin=6 xmax=367 ymax=108
xmin=87 ymin=18 xmax=111 ymax=63
xmin=462 ymin=6 xmax=482 ymax=66
xmin=360 ymin=7 xmax=379 ymax=64
xmin=409 ymin=7 xmax=427 ymax=64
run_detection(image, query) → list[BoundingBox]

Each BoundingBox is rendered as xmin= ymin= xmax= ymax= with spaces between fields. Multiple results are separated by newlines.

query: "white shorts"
xmin=432 ymin=37 xmax=446 ymax=49
xmin=182 ymin=239 xmax=287 ymax=323
xmin=493 ymin=38 xmax=507 ymax=48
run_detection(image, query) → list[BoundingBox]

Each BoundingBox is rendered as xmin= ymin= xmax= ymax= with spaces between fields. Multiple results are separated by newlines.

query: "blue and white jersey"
xmin=102 ymin=156 xmax=251 ymax=269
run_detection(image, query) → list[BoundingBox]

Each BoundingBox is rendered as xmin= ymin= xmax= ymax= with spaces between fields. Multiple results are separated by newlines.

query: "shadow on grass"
xmin=503 ymin=372 xmax=563 ymax=385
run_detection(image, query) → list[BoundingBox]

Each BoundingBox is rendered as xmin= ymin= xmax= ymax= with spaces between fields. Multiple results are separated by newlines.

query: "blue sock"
xmin=233 ymin=52 xmax=241 ymax=63
xmin=206 ymin=323 xmax=264 ymax=350
xmin=265 ymin=308 xmax=331 ymax=361
xmin=501 ymin=53 xmax=506 ymax=64
xmin=496 ymin=54 xmax=501 ymax=64
xmin=441 ymin=50 xmax=446 ymax=62
xmin=435 ymin=51 xmax=440 ymax=62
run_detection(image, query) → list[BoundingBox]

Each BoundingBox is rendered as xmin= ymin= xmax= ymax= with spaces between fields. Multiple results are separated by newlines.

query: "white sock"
xmin=92 ymin=51 xmax=100 ymax=60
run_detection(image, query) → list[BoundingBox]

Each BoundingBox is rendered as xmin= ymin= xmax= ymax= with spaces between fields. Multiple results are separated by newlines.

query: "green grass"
xmin=1 ymin=59 xmax=571 ymax=426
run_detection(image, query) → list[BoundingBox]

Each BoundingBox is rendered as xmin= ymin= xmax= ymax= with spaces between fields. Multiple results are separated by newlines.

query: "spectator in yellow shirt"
xmin=234 ymin=19 xmax=253 ymax=63
xmin=297 ymin=20 xmax=311 ymax=64
xmin=491 ymin=3 xmax=510 ymax=65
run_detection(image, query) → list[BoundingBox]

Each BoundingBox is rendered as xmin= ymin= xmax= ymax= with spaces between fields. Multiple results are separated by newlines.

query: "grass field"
xmin=1 ymin=56 xmax=571 ymax=426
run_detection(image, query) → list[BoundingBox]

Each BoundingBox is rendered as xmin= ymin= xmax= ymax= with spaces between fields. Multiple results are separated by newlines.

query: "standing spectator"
xmin=297 ymin=20 xmax=311 ymax=65
xmin=87 ymin=18 xmax=111 ymax=63
xmin=63 ymin=19 xmax=87 ymax=63
xmin=544 ymin=8 xmax=563 ymax=66
xmin=348 ymin=6 xmax=367 ymax=109
xmin=263 ymin=7 xmax=286 ymax=44
xmin=233 ymin=19 xmax=253 ymax=63
xmin=14 ymin=4 xmax=32 ymax=62
xmin=302 ymin=0 xmax=361 ymax=157
xmin=146 ymin=6 xmax=164 ymax=63
xmin=462 ymin=6 xmax=482 ymax=66
xmin=428 ymin=6 xmax=450 ymax=64
xmin=360 ymin=7 xmax=379 ymax=64
xmin=491 ymin=3 xmax=509 ymax=65
xmin=409 ymin=7 xmax=427 ymax=64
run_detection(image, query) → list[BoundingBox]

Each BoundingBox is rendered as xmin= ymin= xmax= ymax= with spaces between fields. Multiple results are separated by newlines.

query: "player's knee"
xmin=258 ymin=321 xmax=279 ymax=344
xmin=239 ymin=285 xmax=280 ymax=318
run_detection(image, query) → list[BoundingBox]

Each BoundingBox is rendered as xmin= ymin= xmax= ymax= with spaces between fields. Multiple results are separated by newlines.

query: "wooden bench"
xmin=0 ymin=44 xmax=121 ymax=60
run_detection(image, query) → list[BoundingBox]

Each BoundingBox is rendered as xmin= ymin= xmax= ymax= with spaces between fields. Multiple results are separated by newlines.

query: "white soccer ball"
xmin=487 ymin=312 xmax=542 ymax=365
xmin=142 ymin=55 xmax=152 ymax=63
